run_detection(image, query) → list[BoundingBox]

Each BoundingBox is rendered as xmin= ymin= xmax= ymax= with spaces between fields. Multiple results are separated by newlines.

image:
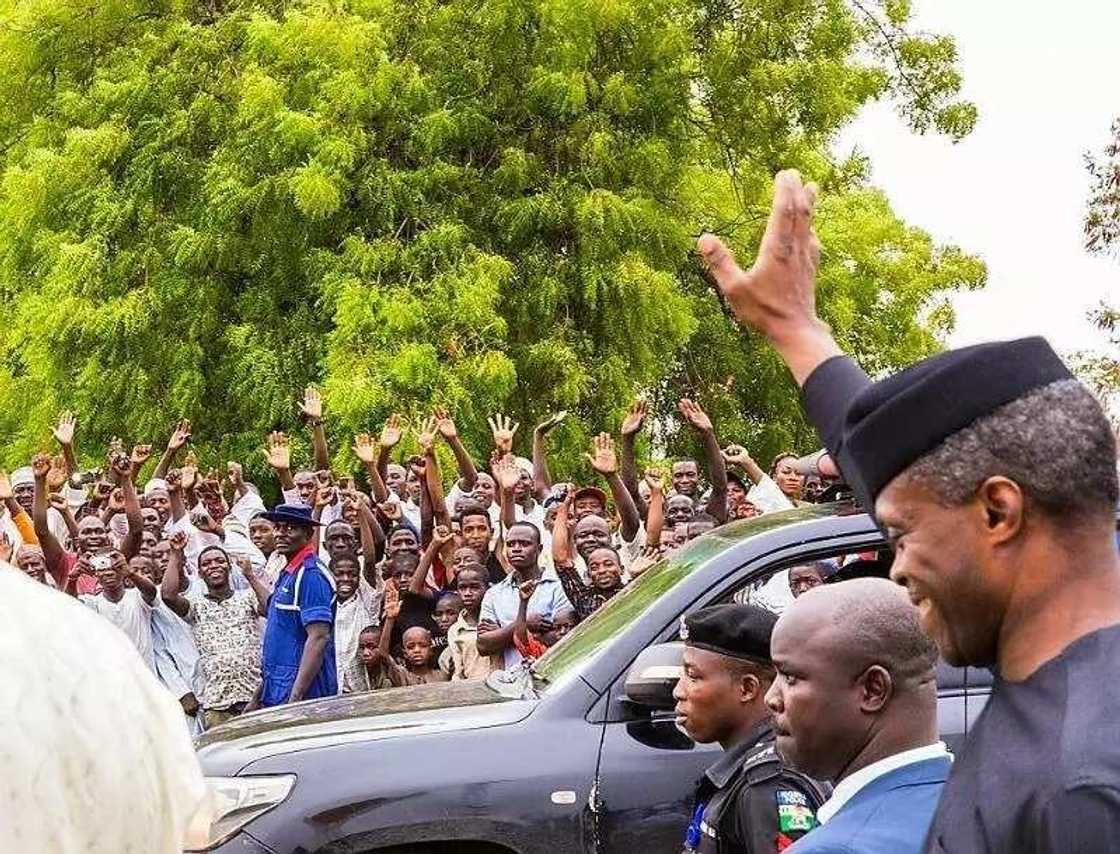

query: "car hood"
xmin=196 ymin=680 xmax=535 ymax=775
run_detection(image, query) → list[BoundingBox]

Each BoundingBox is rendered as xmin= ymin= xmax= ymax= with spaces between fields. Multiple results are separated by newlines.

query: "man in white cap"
xmin=0 ymin=567 xmax=209 ymax=852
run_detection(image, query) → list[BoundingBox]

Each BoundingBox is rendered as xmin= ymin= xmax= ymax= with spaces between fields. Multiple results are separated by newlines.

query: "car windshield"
xmin=529 ymin=512 xmax=792 ymax=691
xmin=531 ymin=506 xmax=853 ymax=693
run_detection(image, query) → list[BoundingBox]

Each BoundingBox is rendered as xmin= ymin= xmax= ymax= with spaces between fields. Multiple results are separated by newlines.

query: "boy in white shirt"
xmin=79 ymin=549 xmax=158 ymax=671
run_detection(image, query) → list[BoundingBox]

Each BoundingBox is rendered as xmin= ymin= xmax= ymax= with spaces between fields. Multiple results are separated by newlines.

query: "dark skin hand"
xmin=678 ymin=399 xmax=729 ymax=524
xmin=619 ymin=400 xmax=650 ymax=518
xmin=532 ymin=412 xmax=566 ymax=502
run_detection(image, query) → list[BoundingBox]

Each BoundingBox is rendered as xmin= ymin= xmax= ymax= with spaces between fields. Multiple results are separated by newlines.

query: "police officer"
xmin=674 ymin=603 xmax=827 ymax=854
xmin=700 ymin=170 xmax=1120 ymax=852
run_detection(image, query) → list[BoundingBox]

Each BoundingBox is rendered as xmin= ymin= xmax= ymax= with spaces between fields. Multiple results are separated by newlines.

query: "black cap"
xmin=681 ymin=604 xmax=777 ymax=662
xmin=841 ymin=336 xmax=1072 ymax=501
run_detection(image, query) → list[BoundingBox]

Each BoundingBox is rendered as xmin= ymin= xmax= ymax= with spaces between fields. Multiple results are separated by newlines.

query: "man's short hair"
xmin=457 ymin=503 xmax=493 ymax=528
xmin=507 ymin=521 xmax=541 ymax=545
xmin=903 ymin=380 xmax=1119 ymax=520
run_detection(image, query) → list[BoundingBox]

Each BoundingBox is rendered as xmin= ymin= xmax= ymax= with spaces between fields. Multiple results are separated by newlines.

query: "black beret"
xmin=682 ymin=604 xmax=777 ymax=662
xmin=842 ymin=336 xmax=1072 ymax=502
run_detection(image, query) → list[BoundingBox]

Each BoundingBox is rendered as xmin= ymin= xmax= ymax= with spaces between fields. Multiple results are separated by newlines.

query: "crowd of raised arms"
xmin=0 ymin=391 xmax=828 ymax=731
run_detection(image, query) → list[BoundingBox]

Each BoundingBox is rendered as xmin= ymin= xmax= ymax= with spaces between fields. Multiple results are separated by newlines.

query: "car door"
xmin=591 ymin=671 xmax=719 ymax=854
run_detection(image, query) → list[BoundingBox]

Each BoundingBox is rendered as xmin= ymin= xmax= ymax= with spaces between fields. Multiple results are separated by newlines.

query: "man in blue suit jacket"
xmin=764 ymin=577 xmax=949 ymax=853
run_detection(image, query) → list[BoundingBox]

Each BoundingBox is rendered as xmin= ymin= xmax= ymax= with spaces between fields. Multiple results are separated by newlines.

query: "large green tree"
xmin=0 ymin=0 xmax=984 ymax=480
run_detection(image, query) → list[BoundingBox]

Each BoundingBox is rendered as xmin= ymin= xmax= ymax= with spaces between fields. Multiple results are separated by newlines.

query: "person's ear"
xmin=975 ymin=477 xmax=1025 ymax=546
xmin=737 ymin=671 xmax=762 ymax=704
xmin=858 ymin=664 xmax=893 ymax=713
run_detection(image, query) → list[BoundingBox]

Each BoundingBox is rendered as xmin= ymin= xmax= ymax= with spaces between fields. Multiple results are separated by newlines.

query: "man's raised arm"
xmin=697 ymin=170 xmax=868 ymax=461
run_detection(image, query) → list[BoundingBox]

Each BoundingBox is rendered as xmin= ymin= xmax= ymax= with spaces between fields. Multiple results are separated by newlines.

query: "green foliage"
xmin=0 ymin=0 xmax=983 ymax=481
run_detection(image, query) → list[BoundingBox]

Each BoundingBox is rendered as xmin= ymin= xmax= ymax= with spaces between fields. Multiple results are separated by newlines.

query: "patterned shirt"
xmin=554 ymin=563 xmax=622 ymax=620
xmin=186 ymin=589 xmax=261 ymax=711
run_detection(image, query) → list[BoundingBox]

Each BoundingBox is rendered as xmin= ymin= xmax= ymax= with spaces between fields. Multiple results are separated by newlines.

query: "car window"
xmin=532 ymin=534 xmax=730 ymax=692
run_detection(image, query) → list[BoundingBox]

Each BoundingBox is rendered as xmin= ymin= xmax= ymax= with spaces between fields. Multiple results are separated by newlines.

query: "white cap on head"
xmin=514 ymin=457 xmax=533 ymax=477
xmin=10 ymin=468 xmax=34 ymax=488
xmin=144 ymin=478 xmax=170 ymax=497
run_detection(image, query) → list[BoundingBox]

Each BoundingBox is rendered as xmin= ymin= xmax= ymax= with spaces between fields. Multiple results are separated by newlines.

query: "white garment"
xmin=152 ymin=598 xmax=203 ymax=701
xmin=738 ymin=568 xmax=796 ymax=615
xmin=816 ymin=742 xmax=951 ymax=824
xmin=82 ymin=588 xmax=157 ymax=672
xmin=746 ymin=475 xmax=795 ymax=514
xmin=334 ymin=576 xmax=381 ymax=692
xmin=0 ymin=570 xmax=207 ymax=853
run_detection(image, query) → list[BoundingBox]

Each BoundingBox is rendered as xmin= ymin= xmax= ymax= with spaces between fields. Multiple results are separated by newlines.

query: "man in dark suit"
xmin=765 ymin=577 xmax=948 ymax=854
xmin=699 ymin=171 xmax=1120 ymax=853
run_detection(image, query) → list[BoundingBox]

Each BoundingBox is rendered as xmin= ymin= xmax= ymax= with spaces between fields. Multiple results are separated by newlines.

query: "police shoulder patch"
xmin=775 ymin=790 xmax=817 ymax=834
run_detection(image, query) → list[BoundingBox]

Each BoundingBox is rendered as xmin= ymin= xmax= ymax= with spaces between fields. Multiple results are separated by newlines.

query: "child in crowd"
xmin=353 ymin=625 xmax=395 ymax=692
xmin=440 ymin=566 xmax=494 ymax=680
xmin=379 ymin=583 xmax=450 ymax=686
xmin=432 ymin=592 xmax=462 ymax=662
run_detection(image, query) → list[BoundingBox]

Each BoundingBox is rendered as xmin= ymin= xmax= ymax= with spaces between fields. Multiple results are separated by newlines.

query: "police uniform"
xmin=680 ymin=605 xmax=828 ymax=854
xmin=799 ymin=337 xmax=1120 ymax=852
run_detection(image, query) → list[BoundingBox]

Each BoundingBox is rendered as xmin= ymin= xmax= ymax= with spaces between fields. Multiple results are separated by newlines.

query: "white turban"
xmin=10 ymin=467 xmax=34 ymax=488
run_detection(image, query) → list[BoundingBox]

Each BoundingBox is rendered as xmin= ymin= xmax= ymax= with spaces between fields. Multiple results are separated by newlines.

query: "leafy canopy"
xmin=0 ymin=0 xmax=983 ymax=478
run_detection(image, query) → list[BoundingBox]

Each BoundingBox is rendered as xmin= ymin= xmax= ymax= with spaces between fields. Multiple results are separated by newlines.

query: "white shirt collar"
xmin=816 ymin=741 xmax=951 ymax=824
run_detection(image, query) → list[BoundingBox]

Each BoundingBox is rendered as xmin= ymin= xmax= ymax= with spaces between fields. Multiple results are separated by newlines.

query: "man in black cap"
xmin=259 ymin=502 xmax=337 ymax=707
xmin=674 ymin=603 xmax=827 ymax=853
xmin=698 ymin=172 xmax=1120 ymax=852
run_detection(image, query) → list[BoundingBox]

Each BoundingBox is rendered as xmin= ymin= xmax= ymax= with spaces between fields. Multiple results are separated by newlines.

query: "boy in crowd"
xmin=331 ymin=552 xmax=381 ymax=693
xmin=352 ymin=625 xmax=395 ymax=692
xmin=432 ymin=592 xmax=462 ymax=662
xmin=441 ymin=565 xmax=495 ymax=680
xmin=378 ymin=584 xmax=450 ymax=686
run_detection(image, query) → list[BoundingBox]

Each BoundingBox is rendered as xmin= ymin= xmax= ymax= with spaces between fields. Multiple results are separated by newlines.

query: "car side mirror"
xmin=623 ymin=642 xmax=684 ymax=711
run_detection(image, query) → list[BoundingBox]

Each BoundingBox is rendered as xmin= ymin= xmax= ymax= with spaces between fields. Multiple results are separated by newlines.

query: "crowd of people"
xmin=0 ymin=392 xmax=826 ymax=731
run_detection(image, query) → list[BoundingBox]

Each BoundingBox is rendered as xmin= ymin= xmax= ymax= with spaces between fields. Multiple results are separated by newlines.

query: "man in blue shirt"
xmin=260 ymin=503 xmax=337 ymax=707
xmin=765 ymin=578 xmax=949 ymax=854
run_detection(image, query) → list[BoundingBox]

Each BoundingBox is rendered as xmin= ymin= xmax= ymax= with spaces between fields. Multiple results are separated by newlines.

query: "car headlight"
xmin=186 ymin=774 xmax=296 ymax=851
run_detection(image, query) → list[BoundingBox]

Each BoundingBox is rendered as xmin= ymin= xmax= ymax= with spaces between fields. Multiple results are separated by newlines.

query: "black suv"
xmin=193 ymin=504 xmax=991 ymax=853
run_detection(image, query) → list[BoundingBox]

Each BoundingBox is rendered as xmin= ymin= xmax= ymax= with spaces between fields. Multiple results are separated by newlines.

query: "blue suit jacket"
xmin=789 ymin=757 xmax=950 ymax=854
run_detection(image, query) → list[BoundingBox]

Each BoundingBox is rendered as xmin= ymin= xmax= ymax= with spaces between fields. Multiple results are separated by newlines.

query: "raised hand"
xmin=31 ymin=453 xmax=52 ymax=480
xmin=383 ymin=582 xmax=402 ymax=620
xmin=47 ymin=492 xmax=69 ymax=513
xmin=52 ymin=411 xmax=77 ymax=447
xmin=534 ymin=411 xmax=567 ymax=436
xmin=644 ymin=468 xmax=665 ymax=494
xmin=492 ymin=453 xmax=521 ymax=492
xmin=417 ymin=416 xmax=437 ymax=453
xmin=586 ymin=433 xmax=619 ymax=476
xmin=518 ymin=578 xmax=539 ymax=602
xmin=620 ymin=400 xmax=648 ymax=437
xmin=131 ymin=443 xmax=153 ymax=470
xmin=314 ymin=485 xmax=336 ymax=509
xmin=180 ymin=463 xmax=198 ymax=492
xmin=433 ymin=407 xmax=458 ymax=440
xmin=110 ymin=452 xmax=133 ymax=479
xmin=300 ymin=386 xmax=323 ymax=421
xmin=107 ymin=436 xmax=125 ymax=459
xmin=168 ymin=419 xmax=192 ymax=451
xmin=46 ymin=455 xmax=68 ymax=490
xmin=169 ymin=530 xmax=189 ymax=552
xmin=628 ymin=546 xmax=661 ymax=579
xmin=432 ymin=524 xmax=455 ymax=548
xmin=678 ymin=398 xmax=713 ymax=433
xmin=197 ymin=469 xmax=221 ymax=497
xmin=488 ymin=413 xmax=519 ymax=455
xmin=263 ymin=431 xmax=291 ymax=471
xmin=0 ymin=470 xmax=12 ymax=500
xmin=107 ymin=487 xmax=126 ymax=513
xmin=235 ymin=556 xmax=254 ymax=580
xmin=379 ymin=415 xmax=403 ymax=450
xmin=378 ymin=500 xmax=403 ymax=522
xmin=352 ymin=432 xmax=376 ymax=464
xmin=721 ymin=444 xmax=752 ymax=467
xmin=92 ymin=479 xmax=114 ymax=502
xmin=165 ymin=469 xmax=182 ymax=492
xmin=697 ymin=170 xmax=822 ymax=341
